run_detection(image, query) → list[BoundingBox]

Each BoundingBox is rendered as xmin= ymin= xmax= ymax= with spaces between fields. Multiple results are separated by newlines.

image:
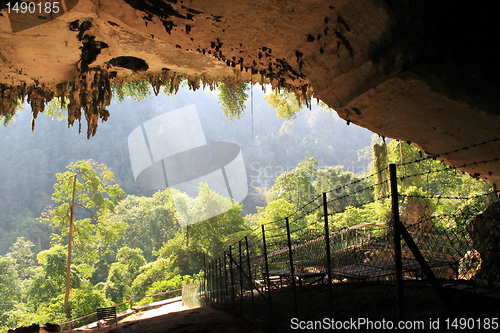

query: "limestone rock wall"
xmin=1 ymin=0 xmax=499 ymax=183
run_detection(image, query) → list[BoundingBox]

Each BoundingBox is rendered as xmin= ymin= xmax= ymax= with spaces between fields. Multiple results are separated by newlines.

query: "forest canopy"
xmin=2 ymin=83 xmax=493 ymax=331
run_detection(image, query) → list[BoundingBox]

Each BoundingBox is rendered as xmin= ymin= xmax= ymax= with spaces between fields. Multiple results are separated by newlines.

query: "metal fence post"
xmin=211 ymin=260 xmax=215 ymax=304
xmin=203 ymin=252 xmax=207 ymax=305
xmin=212 ymin=260 xmax=216 ymax=305
xmin=245 ymin=236 xmax=255 ymax=319
xmin=224 ymin=251 xmax=228 ymax=306
xmin=390 ymin=163 xmax=404 ymax=320
xmin=218 ymin=259 xmax=221 ymax=304
xmin=208 ymin=261 xmax=212 ymax=304
xmin=239 ymin=240 xmax=244 ymax=312
xmin=229 ymin=245 xmax=235 ymax=310
xmin=215 ymin=259 xmax=221 ymax=303
xmin=219 ymin=257 xmax=223 ymax=305
xmin=213 ymin=260 xmax=217 ymax=304
xmin=323 ymin=192 xmax=333 ymax=318
xmin=285 ymin=217 xmax=299 ymax=317
xmin=261 ymin=224 xmax=273 ymax=321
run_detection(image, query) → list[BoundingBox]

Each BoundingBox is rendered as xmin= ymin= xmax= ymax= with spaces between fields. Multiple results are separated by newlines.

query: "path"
xmin=67 ymin=305 xmax=276 ymax=333
xmin=74 ymin=297 xmax=186 ymax=331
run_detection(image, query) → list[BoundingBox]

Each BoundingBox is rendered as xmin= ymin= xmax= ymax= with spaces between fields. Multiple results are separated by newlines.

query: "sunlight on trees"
xmin=2 ymin=99 xmax=497 ymax=330
xmin=0 ymin=256 xmax=21 ymax=325
xmin=104 ymin=247 xmax=146 ymax=302
xmin=39 ymin=159 xmax=124 ymax=317
xmin=218 ymin=82 xmax=249 ymax=121
xmin=267 ymin=157 xmax=318 ymax=209
xmin=0 ymin=97 xmax=22 ymax=127
xmin=112 ymin=81 xmax=151 ymax=102
xmin=108 ymin=190 xmax=179 ymax=260
xmin=7 ymin=237 xmax=35 ymax=283
xmin=265 ymin=90 xmax=305 ymax=120
xmin=44 ymin=98 xmax=68 ymax=121
xmin=159 ymin=183 xmax=248 ymax=272
xmin=111 ymin=78 xmax=184 ymax=102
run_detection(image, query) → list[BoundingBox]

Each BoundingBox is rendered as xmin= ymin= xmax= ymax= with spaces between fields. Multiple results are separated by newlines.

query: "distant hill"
xmin=0 ymin=85 xmax=374 ymax=254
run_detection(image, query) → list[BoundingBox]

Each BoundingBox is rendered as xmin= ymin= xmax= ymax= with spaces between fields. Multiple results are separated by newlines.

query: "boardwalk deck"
xmin=131 ymin=296 xmax=183 ymax=311
xmin=331 ymin=257 xmax=458 ymax=281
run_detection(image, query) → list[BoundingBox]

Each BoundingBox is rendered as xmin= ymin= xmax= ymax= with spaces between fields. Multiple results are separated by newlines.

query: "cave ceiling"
xmin=1 ymin=0 xmax=499 ymax=184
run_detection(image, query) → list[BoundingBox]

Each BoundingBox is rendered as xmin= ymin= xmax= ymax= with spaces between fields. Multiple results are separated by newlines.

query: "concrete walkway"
xmin=74 ymin=296 xmax=187 ymax=331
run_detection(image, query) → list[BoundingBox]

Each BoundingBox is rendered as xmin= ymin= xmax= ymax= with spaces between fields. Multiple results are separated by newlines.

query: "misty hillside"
xmin=0 ymin=84 xmax=374 ymax=254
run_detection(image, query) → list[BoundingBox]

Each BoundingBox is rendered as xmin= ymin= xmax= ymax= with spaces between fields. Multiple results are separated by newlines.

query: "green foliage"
xmin=158 ymin=183 xmax=248 ymax=272
xmin=264 ymin=90 xmax=304 ymax=120
xmin=30 ymin=288 xmax=110 ymax=325
xmin=267 ymin=157 xmax=318 ymax=208
xmin=320 ymin=166 xmax=373 ymax=204
xmin=112 ymin=81 xmax=151 ymax=102
xmin=218 ymin=83 xmax=249 ymax=121
xmin=1 ymin=112 xmax=16 ymax=127
xmin=0 ymin=97 xmax=22 ymax=127
xmin=370 ymin=140 xmax=493 ymax=227
xmin=0 ymin=84 xmax=381 ymax=328
xmin=61 ymin=288 xmax=111 ymax=320
xmin=109 ymin=190 xmax=180 ymax=259
xmin=0 ymin=86 xmax=374 ymax=252
xmin=0 ymin=256 xmax=21 ymax=325
xmin=130 ymin=258 xmax=173 ymax=298
xmin=258 ymin=198 xmax=295 ymax=225
xmin=154 ymin=232 xmax=189 ymax=276
xmin=40 ymin=159 xmax=125 ymax=268
xmin=184 ymin=183 xmax=247 ymax=260
xmin=7 ymin=237 xmax=36 ymax=281
xmin=104 ymin=247 xmax=146 ymax=302
xmin=44 ymin=98 xmax=67 ymax=121
xmin=27 ymin=245 xmax=80 ymax=309
xmin=329 ymin=202 xmax=389 ymax=231
xmin=372 ymin=141 xmax=389 ymax=200
xmin=252 ymin=157 xmax=377 ymax=236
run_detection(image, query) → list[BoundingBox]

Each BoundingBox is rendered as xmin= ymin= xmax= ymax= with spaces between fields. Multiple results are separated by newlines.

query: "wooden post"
xmin=390 ymin=163 xmax=404 ymax=320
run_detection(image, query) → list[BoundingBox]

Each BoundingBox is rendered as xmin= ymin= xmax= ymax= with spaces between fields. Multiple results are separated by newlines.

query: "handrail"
xmin=59 ymin=311 xmax=97 ymax=329
xmin=59 ymin=288 xmax=182 ymax=329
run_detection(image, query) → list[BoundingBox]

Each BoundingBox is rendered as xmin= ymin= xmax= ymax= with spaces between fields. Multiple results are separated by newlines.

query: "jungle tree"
xmin=40 ymin=159 xmax=124 ymax=317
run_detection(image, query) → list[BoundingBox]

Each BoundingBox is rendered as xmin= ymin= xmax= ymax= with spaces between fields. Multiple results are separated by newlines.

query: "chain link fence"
xmin=205 ymin=153 xmax=500 ymax=331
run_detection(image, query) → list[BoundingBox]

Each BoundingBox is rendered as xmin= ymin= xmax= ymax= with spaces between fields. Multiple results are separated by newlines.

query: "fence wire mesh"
xmin=205 ymin=155 xmax=500 ymax=332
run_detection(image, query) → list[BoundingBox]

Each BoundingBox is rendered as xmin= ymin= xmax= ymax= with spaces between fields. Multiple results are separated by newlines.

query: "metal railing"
xmin=204 ymin=163 xmax=500 ymax=329
xmin=59 ymin=289 xmax=182 ymax=330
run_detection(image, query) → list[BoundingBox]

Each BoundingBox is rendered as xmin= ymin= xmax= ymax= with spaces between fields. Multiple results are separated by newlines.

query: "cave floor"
xmin=62 ymin=281 xmax=500 ymax=333
xmin=64 ymin=305 xmax=276 ymax=333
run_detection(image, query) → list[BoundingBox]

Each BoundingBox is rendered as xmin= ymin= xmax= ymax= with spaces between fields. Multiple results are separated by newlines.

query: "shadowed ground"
xmin=66 ymin=305 xmax=276 ymax=333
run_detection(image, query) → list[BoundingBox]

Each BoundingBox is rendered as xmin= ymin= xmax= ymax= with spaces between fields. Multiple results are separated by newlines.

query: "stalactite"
xmin=0 ymin=84 xmax=26 ymax=118
xmin=2 ymin=55 xmax=311 ymax=137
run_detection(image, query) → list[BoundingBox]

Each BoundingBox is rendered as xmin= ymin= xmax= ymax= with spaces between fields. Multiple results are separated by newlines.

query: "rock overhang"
xmin=1 ymin=0 xmax=499 ymax=184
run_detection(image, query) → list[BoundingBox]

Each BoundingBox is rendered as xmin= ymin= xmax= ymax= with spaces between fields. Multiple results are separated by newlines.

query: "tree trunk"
xmin=64 ymin=174 xmax=77 ymax=318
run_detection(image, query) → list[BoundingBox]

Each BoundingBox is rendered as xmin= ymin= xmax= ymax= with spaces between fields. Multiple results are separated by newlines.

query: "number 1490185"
xmin=6 ymin=2 xmax=61 ymax=14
